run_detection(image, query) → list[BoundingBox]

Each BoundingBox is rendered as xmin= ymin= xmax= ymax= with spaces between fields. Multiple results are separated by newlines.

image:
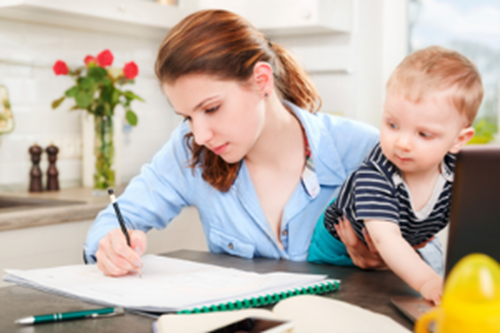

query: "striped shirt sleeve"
xmin=353 ymin=165 xmax=400 ymax=224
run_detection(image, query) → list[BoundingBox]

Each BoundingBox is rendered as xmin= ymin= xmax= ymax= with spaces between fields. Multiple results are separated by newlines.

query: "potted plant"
xmin=52 ymin=49 xmax=143 ymax=193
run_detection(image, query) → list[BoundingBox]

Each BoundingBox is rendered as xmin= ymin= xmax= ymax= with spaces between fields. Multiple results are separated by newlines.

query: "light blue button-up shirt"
xmin=84 ymin=102 xmax=381 ymax=263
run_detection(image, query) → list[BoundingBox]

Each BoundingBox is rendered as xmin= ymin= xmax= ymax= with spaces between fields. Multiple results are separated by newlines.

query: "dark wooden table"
xmin=0 ymin=250 xmax=418 ymax=332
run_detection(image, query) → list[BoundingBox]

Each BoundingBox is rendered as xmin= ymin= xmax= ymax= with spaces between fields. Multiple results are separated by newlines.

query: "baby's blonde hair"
xmin=386 ymin=46 xmax=483 ymax=126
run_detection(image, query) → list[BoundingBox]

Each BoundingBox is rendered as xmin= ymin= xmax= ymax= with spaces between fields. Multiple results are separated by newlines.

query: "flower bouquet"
xmin=52 ymin=49 xmax=144 ymax=191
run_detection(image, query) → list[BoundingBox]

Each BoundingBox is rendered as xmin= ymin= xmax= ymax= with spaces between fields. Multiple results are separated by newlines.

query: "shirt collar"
xmin=285 ymin=101 xmax=346 ymax=187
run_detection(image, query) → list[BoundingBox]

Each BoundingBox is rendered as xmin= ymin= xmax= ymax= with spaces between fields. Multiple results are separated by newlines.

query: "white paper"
xmin=4 ymin=255 xmax=330 ymax=313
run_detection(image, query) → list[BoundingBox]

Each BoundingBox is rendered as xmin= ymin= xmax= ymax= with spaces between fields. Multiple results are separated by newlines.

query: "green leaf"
xmin=69 ymin=105 xmax=80 ymax=111
xmin=123 ymin=90 xmax=144 ymax=102
xmin=101 ymin=78 xmax=113 ymax=87
xmin=126 ymin=110 xmax=138 ymax=126
xmin=65 ymin=86 xmax=79 ymax=97
xmin=79 ymin=77 xmax=96 ymax=90
xmin=75 ymin=89 xmax=93 ymax=109
xmin=87 ymin=66 xmax=108 ymax=81
xmin=112 ymin=89 xmax=120 ymax=104
xmin=51 ymin=96 xmax=65 ymax=109
xmin=104 ymin=103 xmax=112 ymax=117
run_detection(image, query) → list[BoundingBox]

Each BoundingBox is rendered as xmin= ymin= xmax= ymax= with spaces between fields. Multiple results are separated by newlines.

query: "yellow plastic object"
xmin=415 ymin=253 xmax=500 ymax=333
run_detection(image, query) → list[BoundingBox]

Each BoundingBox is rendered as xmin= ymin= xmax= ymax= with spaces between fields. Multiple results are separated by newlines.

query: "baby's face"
xmin=380 ymin=90 xmax=469 ymax=176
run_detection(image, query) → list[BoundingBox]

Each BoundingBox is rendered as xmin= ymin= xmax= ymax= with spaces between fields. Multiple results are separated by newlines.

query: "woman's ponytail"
xmin=271 ymin=43 xmax=321 ymax=113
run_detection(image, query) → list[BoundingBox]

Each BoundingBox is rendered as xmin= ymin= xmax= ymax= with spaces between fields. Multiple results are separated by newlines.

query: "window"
xmin=409 ymin=0 xmax=500 ymax=143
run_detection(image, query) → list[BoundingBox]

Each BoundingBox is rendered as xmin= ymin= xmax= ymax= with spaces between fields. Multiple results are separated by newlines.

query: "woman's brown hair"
xmin=155 ymin=9 xmax=321 ymax=192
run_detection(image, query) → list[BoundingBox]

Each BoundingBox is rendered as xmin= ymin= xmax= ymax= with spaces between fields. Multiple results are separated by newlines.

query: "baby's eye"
xmin=205 ymin=105 xmax=219 ymax=114
xmin=388 ymin=122 xmax=398 ymax=130
xmin=419 ymin=132 xmax=433 ymax=139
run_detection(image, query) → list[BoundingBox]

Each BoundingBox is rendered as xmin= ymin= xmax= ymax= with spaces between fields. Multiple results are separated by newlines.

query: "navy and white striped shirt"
xmin=324 ymin=143 xmax=455 ymax=246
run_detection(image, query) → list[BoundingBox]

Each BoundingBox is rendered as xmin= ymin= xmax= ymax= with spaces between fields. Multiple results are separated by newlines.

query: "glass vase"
xmin=93 ymin=115 xmax=115 ymax=195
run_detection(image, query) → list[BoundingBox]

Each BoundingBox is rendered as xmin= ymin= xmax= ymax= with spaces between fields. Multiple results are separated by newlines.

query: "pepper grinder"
xmin=28 ymin=143 xmax=43 ymax=192
xmin=46 ymin=143 xmax=60 ymax=191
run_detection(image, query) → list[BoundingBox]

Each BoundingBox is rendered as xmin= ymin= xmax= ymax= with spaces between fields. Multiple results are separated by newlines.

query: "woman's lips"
xmin=212 ymin=143 xmax=229 ymax=155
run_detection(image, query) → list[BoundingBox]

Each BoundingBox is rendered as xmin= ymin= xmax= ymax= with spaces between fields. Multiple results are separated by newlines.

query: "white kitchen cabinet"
xmin=0 ymin=0 xmax=352 ymax=39
xmin=199 ymin=0 xmax=352 ymax=36
xmin=0 ymin=0 xmax=195 ymax=40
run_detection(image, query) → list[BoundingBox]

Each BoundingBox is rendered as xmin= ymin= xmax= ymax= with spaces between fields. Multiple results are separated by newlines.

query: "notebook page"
xmin=4 ymin=255 xmax=327 ymax=312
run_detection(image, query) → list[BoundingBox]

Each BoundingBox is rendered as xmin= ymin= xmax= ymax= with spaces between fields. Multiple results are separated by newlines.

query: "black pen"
xmin=108 ymin=188 xmax=142 ymax=277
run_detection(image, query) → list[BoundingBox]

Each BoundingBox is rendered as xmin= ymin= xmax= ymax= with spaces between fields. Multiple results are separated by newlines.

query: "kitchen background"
xmin=0 ymin=0 xmax=498 ymax=286
xmin=0 ymin=0 xmax=407 ymax=191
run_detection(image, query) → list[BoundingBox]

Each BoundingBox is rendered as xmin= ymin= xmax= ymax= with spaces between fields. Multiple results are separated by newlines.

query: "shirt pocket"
xmin=209 ymin=228 xmax=256 ymax=259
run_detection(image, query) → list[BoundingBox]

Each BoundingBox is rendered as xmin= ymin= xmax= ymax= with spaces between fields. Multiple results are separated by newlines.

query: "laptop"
xmin=390 ymin=145 xmax=500 ymax=322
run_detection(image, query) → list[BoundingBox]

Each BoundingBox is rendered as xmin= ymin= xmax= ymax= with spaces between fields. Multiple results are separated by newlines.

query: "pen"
xmin=15 ymin=307 xmax=124 ymax=325
xmin=108 ymin=188 xmax=142 ymax=277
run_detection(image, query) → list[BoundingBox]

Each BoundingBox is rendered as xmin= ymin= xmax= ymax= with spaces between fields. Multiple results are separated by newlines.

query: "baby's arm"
xmin=364 ymin=220 xmax=443 ymax=304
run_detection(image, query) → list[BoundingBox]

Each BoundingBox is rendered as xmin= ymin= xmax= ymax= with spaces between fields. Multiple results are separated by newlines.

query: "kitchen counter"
xmin=0 ymin=186 xmax=125 ymax=232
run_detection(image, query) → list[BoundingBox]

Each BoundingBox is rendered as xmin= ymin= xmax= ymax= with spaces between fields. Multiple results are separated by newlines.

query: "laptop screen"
xmin=445 ymin=145 xmax=500 ymax=276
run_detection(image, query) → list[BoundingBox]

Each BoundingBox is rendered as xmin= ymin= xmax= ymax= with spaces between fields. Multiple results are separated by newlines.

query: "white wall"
xmin=0 ymin=18 xmax=180 ymax=191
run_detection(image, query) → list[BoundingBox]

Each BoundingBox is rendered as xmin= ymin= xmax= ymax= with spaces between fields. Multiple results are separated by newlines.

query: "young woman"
xmin=84 ymin=9 xmax=443 ymax=276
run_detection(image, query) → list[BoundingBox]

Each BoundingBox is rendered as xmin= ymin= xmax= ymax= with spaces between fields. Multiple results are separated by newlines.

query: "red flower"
xmin=53 ymin=60 xmax=69 ymax=75
xmin=123 ymin=61 xmax=139 ymax=79
xmin=84 ymin=55 xmax=96 ymax=66
xmin=96 ymin=49 xmax=114 ymax=67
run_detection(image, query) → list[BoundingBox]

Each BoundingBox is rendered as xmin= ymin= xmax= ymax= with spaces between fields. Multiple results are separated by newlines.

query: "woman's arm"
xmin=364 ymin=220 xmax=443 ymax=304
xmin=84 ymin=123 xmax=195 ymax=273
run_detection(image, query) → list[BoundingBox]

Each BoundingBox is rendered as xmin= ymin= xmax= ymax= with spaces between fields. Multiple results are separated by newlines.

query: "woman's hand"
xmin=335 ymin=216 xmax=437 ymax=270
xmin=95 ymin=228 xmax=147 ymax=277
xmin=335 ymin=216 xmax=387 ymax=270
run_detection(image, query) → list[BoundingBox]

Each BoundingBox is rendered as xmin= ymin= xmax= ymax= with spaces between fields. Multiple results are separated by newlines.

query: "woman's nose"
xmin=192 ymin=119 xmax=214 ymax=146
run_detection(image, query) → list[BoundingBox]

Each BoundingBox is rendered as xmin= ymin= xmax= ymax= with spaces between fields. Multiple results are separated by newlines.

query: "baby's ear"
xmin=449 ymin=127 xmax=475 ymax=154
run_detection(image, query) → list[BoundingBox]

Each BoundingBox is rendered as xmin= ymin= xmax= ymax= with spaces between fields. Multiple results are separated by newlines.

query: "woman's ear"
xmin=252 ymin=62 xmax=273 ymax=97
xmin=449 ymin=127 xmax=475 ymax=154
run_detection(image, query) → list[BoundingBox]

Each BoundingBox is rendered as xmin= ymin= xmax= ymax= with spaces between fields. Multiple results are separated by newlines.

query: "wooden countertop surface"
xmin=0 ymin=186 xmax=125 ymax=232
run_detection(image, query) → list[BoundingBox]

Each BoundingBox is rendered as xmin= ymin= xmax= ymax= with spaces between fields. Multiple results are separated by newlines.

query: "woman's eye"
xmin=205 ymin=105 xmax=219 ymax=114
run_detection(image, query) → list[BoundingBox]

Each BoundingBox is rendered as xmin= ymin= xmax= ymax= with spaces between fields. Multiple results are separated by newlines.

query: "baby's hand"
xmin=419 ymin=276 xmax=444 ymax=305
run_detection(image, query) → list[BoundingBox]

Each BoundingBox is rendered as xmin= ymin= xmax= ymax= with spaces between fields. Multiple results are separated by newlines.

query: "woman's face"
xmin=163 ymin=74 xmax=266 ymax=164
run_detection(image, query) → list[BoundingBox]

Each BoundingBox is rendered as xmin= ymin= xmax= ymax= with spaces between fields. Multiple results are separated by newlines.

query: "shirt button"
xmin=282 ymin=230 xmax=288 ymax=236
xmin=228 ymin=243 xmax=234 ymax=250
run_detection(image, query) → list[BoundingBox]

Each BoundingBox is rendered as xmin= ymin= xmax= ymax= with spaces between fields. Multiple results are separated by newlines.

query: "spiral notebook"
xmin=3 ymin=255 xmax=339 ymax=314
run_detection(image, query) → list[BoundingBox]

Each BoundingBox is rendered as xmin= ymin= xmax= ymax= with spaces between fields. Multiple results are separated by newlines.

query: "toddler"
xmin=308 ymin=46 xmax=483 ymax=304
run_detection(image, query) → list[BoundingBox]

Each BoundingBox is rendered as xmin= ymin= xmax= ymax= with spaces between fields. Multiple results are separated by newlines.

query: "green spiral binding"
xmin=243 ymin=298 xmax=251 ymax=308
xmin=176 ymin=280 xmax=339 ymax=314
